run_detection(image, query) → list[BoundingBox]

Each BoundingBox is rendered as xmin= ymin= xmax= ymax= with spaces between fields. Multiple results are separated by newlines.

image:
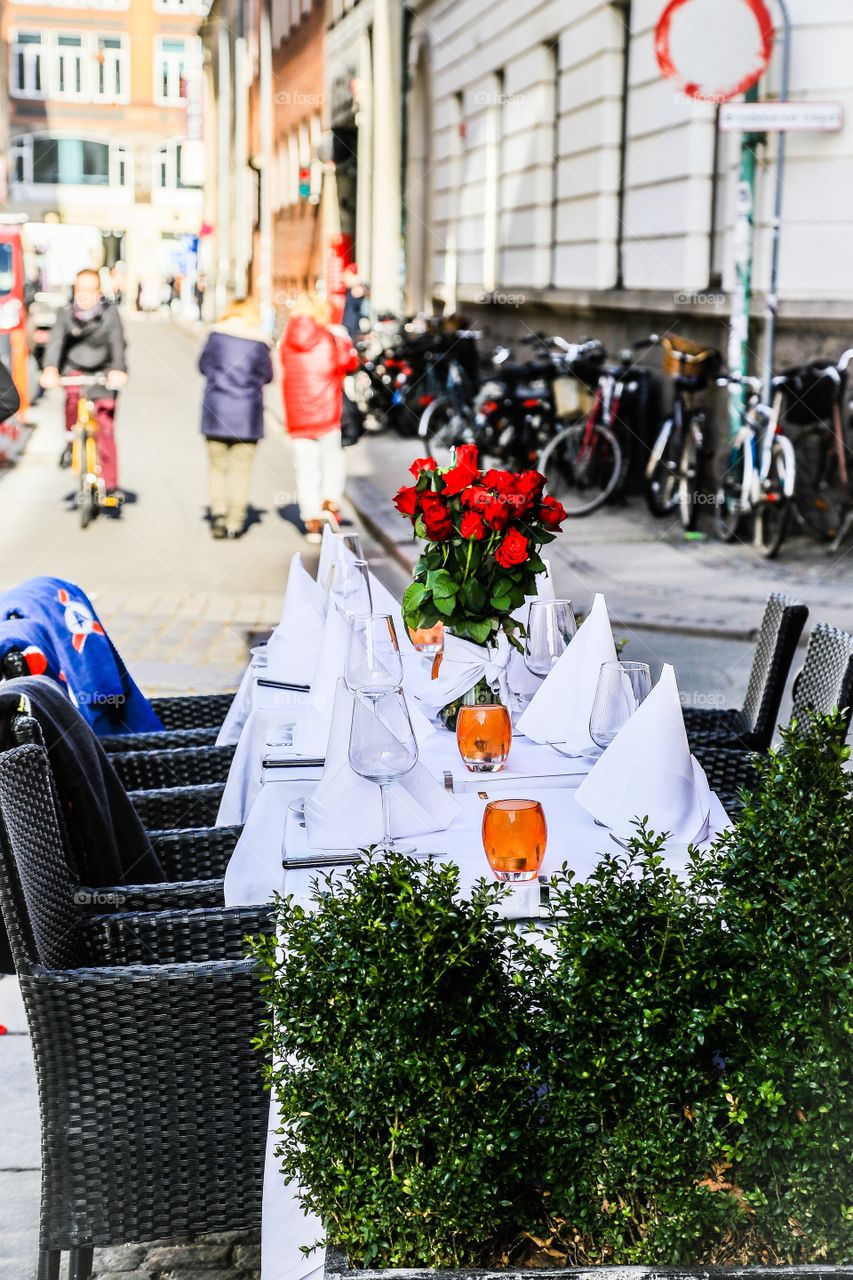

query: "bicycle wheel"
xmin=419 ymin=397 xmax=475 ymax=469
xmin=645 ymin=419 xmax=681 ymax=517
xmin=539 ymin=420 xmax=622 ymax=517
xmin=792 ymin=425 xmax=846 ymax=541
xmin=755 ymin=441 xmax=792 ymax=559
xmin=677 ymin=416 xmax=703 ymax=532
xmin=79 ymin=479 xmax=97 ymax=529
xmin=715 ymin=441 xmax=749 ymax=543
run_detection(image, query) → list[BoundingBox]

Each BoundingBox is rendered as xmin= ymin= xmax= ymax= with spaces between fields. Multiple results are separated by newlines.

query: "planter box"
xmin=325 ymin=1246 xmax=853 ymax=1280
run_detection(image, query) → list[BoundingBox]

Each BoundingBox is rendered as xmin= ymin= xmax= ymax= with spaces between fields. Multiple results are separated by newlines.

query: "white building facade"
xmin=406 ymin=0 xmax=853 ymax=361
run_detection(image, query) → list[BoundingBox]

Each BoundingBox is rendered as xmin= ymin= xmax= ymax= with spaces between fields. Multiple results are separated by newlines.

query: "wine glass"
xmin=344 ymin=613 xmax=404 ymax=694
xmin=589 ymin=661 xmax=652 ymax=751
xmin=524 ymin=599 xmax=577 ymax=677
xmin=335 ymin=556 xmax=373 ymax=616
xmin=348 ymin=687 xmax=419 ymax=855
xmin=341 ymin=532 xmax=365 ymax=560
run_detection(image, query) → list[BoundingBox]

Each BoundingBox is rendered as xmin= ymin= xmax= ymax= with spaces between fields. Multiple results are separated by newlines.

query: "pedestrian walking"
xmin=280 ymin=296 xmax=358 ymax=544
xmin=198 ymin=297 xmax=273 ymax=540
xmin=341 ymin=264 xmax=368 ymax=342
xmin=41 ymin=268 xmax=128 ymax=494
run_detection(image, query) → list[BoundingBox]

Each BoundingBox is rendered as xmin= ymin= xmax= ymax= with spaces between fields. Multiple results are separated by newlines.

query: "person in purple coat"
xmin=198 ymin=298 xmax=273 ymax=539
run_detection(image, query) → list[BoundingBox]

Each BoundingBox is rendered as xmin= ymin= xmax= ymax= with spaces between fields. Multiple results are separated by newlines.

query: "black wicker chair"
xmin=0 ymin=740 xmax=271 ymax=1280
xmin=129 ymin=782 xmax=225 ymax=832
xmin=697 ymin=620 xmax=853 ymax=816
xmin=98 ymin=693 xmax=236 ymax=752
xmin=684 ymin=592 xmax=807 ymax=752
xmin=109 ymin=742 xmax=235 ymax=791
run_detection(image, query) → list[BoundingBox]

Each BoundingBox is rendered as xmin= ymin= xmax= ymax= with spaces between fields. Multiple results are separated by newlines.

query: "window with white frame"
xmin=94 ymin=35 xmax=128 ymax=102
xmin=155 ymin=37 xmax=191 ymax=104
xmin=10 ymin=134 xmax=130 ymax=188
xmin=154 ymin=140 xmax=202 ymax=189
xmin=10 ymin=31 xmax=45 ymax=99
xmin=54 ymin=34 xmax=85 ymax=99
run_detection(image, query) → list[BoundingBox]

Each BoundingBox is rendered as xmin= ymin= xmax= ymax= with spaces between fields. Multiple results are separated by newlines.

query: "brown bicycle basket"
xmin=662 ymin=335 xmax=721 ymax=379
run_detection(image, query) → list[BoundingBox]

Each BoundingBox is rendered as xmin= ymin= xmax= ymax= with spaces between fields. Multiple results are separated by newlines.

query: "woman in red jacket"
xmin=280 ymin=296 xmax=358 ymax=544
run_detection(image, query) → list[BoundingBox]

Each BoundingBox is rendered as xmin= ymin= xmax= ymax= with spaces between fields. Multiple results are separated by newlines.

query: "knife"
xmin=257 ymin=678 xmax=311 ymax=692
xmin=262 ymin=757 xmax=325 ymax=769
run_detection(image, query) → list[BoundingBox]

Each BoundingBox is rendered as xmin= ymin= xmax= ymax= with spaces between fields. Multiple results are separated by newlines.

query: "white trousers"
xmin=290 ymin=431 xmax=346 ymax=523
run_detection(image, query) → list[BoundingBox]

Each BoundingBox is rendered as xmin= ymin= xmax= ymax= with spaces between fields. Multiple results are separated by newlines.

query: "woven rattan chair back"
xmin=739 ymin=592 xmax=808 ymax=748
xmin=0 ymin=742 xmax=90 ymax=972
xmin=791 ymin=621 xmax=853 ymax=733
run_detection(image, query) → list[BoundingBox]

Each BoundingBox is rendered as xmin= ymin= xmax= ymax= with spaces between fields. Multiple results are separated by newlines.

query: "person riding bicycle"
xmin=40 ymin=268 xmax=128 ymax=496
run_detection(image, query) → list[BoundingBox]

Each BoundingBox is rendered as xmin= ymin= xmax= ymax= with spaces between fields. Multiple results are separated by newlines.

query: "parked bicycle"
xmin=715 ymin=371 xmax=796 ymax=559
xmin=645 ymin=335 xmax=722 ymax=529
xmin=539 ymin=336 xmax=657 ymax=517
xmin=789 ymin=352 xmax=853 ymax=551
xmin=60 ymin=374 xmax=123 ymax=528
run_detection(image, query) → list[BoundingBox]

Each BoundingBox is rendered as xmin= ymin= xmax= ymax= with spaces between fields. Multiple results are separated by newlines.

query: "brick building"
xmin=1 ymin=0 xmax=206 ymax=298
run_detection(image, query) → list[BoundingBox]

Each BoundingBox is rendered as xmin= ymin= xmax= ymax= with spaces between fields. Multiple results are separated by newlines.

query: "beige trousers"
xmin=290 ymin=430 xmax=346 ymax=523
xmin=207 ymin=439 xmax=256 ymax=533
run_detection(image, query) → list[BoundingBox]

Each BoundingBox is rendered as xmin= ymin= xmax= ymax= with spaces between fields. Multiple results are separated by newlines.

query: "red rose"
xmin=494 ymin=528 xmax=529 ymax=568
xmin=459 ymin=511 xmax=486 ymax=541
xmin=420 ymin=493 xmax=454 ymax=541
xmin=394 ymin=485 xmax=419 ymax=517
xmin=538 ymin=495 xmax=568 ymax=529
xmin=482 ymin=468 xmax=515 ymax=495
xmin=441 ymin=457 xmax=481 ymax=497
xmin=454 ymin=443 xmax=480 ymax=473
xmin=483 ymin=498 xmax=510 ymax=531
xmin=460 ymin=485 xmax=491 ymax=512
xmin=513 ymin=470 xmax=546 ymax=511
xmin=410 ymin=456 xmax=437 ymax=478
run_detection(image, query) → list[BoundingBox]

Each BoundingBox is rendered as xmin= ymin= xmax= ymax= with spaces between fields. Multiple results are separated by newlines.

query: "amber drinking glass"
xmin=456 ymin=703 xmax=512 ymax=772
xmin=407 ymin=620 xmax=444 ymax=655
xmin=482 ymin=798 xmax=547 ymax=882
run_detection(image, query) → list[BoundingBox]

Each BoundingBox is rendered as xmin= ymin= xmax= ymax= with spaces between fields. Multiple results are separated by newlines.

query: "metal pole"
xmin=761 ymin=0 xmax=792 ymax=400
xmin=727 ymin=82 xmax=759 ymax=442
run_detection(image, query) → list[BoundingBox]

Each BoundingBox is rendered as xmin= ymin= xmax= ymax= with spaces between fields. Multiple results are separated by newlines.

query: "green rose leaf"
xmin=427 ymin=568 xmax=459 ymax=600
xmin=403 ymin=582 xmax=428 ymax=615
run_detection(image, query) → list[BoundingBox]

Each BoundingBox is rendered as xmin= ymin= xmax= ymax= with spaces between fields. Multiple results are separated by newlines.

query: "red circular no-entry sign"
xmin=655 ymin=0 xmax=775 ymax=104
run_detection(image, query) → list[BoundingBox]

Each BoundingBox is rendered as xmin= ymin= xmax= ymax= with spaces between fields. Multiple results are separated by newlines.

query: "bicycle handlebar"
xmin=58 ymin=374 xmax=109 ymax=388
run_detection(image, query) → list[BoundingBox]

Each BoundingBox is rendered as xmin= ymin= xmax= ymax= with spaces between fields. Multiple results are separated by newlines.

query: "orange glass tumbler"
xmin=456 ymin=703 xmax=512 ymax=773
xmin=407 ymin=621 xmax=444 ymax=654
xmin=482 ymin=798 xmax=547 ymax=882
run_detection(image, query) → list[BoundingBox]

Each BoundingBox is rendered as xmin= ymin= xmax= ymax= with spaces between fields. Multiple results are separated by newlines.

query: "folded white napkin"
xmin=575 ymin=663 xmax=713 ymax=843
xmin=409 ymin=631 xmax=516 ymax=715
xmin=304 ymin=681 xmax=461 ymax=850
xmin=291 ymin=608 xmax=435 ymax=756
xmin=265 ymin=552 xmax=325 ymax=686
xmin=317 ymin=523 xmax=340 ymax=593
xmin=515 ymin=592 xmax=617 ymax=750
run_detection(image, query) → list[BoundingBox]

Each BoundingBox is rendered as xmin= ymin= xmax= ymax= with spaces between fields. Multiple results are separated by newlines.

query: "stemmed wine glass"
xmin=335 ymin=557 xmax=373 ymax=616
xmin=589 ymin=661 xmax=652 ymax=751
xmin=344 ymin=613 xmax=404 ymax=693
xmin=348 ymin=687 xmax=419 ymax=854
xmin=524 ymin=599 xmax=577 ymax=677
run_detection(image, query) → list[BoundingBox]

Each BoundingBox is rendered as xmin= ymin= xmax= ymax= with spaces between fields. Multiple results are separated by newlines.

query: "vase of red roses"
xmin=394 ymin=446 xmax=567 ymax=722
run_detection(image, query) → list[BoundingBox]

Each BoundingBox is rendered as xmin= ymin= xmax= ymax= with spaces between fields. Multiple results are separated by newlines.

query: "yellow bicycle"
xmin=59 ymin=374 xmax=123 ymax=529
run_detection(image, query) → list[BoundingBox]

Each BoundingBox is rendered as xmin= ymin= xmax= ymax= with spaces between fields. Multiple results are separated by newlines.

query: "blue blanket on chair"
xmin=0 ymin=577 xmax=164 ymax=736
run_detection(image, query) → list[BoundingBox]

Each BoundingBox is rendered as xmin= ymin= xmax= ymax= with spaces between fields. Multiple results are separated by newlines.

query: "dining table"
xmin=220 ymin=646 xmax=731 ymax=1280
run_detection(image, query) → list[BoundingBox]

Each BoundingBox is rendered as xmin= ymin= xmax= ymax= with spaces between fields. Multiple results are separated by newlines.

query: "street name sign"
xmin=719 ymin=101 xmax=845 ymax=132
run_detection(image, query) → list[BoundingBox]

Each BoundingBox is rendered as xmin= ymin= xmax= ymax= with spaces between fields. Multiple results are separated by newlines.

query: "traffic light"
xmin=298 ymin=166 xmax=311 ymax=200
